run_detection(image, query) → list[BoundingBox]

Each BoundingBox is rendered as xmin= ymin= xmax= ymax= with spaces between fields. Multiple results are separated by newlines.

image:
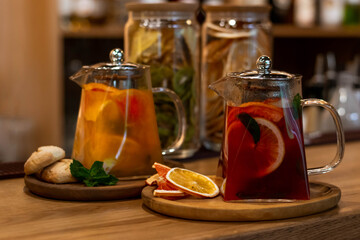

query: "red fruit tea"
xmin=218 ymin=100 xmax=310 ymax=201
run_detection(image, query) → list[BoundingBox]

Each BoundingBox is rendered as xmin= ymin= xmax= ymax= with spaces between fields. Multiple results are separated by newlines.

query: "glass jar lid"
xmin=203 ymin=4 xmax=271 ymax=21
xmin=126 ymin=2 xmax=198 ymax=12
xmin=126 ymin=2 xmax=198 ymax=19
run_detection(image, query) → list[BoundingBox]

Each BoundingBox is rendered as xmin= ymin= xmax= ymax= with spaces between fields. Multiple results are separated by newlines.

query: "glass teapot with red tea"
xmin=210 ymin=56 xmax=345 ymax=201
xmin=70 ymin=48 xmax=186 ymax=178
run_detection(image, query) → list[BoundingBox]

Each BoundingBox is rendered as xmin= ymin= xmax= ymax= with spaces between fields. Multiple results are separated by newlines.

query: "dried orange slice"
xmin=166 ymin=168 xmax=219 ymax=198
xmin=145 ymin=173 xmax=161 ymax=186
xmin=226 ymin=117 xmax=285 ymax=178
xmin=148 ymin=162 xmax=178 ymax=191
xmin=152 ymin=162 xmax=171 ymax=178
xmin=153 ymin=189 xmax=186 ymax=198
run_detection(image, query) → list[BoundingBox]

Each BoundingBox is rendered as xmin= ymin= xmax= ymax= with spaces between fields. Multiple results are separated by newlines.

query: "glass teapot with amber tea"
xmin=209 ymin=56 xmax=345 ymax=201
xmin=70 ymin=48 xmax=186 ymax=178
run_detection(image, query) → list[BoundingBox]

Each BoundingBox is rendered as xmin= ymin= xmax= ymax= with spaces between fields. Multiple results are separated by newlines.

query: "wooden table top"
xmin=1 ymin=141 xmax=360 ymax=239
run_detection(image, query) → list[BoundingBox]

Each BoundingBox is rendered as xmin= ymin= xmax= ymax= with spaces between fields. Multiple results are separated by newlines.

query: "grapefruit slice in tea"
xmin=114 ymin=89 xmax=148 ymax=124
xmin=226 ymin=117 xmax=285 ymax=178
xmin=227 ymin=101 xmax=284 ymax=126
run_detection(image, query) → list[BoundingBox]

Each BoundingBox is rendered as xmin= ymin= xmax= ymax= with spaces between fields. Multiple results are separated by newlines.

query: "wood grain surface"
xmin=24 ymin=175 xmax=145 ymax=201
xmin=0 ymin=142 xmax=360 ymax=239
xmin=142 ymin=182 xmax=341 ymax=221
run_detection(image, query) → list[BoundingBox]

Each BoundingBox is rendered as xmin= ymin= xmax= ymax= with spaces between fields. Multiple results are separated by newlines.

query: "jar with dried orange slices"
xmin=201 ymin=4 xmax=272 ymax=152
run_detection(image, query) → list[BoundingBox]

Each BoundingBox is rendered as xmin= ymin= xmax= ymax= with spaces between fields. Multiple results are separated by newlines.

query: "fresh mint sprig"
xmin=70 ymin=160 xmax=118 ymax=187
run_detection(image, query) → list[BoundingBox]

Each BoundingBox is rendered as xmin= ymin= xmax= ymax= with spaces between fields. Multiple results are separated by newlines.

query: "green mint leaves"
xmin=292 ymin=93 xmax=302 ymax=120
xmin=237 ymin=113 xmax=260 ymax=144
xmin=70 ymin=160 xmax=118 ymax=187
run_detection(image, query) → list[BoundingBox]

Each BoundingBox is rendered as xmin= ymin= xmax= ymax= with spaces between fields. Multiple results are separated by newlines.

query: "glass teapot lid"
xmin=229 ymin=55 xmax=295 ymax=80
xmin=70 ymin=48 xmax=149 ymax=88
xmin=209 ymin=56 xmax=301 ymax=105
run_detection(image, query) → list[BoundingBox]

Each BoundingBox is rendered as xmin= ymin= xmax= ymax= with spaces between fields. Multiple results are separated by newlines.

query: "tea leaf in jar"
xmin=154 ymin=95 xmax=177 ymax=148
xmin=172 ymin=66 xmax=194 ymax=97
xmin=183 ymin=28 xmax=197 ymax=63
xmin=129 ymin=28 xmax=161 ymax=62
xmin=150 ymin=64 xmax=173 ymax=87
xmin=224 ymin=38 xmax=267 ymax=73
xmin=131 ymin=25 xmax=197 ymax=149
xmin=172 ymin=66 xmax=196 ymax=144
xmin=203 ymin=39 xmax=233 ymax=63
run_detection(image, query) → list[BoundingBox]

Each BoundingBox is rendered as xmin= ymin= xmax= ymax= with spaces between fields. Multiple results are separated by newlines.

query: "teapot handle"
xmin=302 ymin=99 xmax=345 ymax=175
xmin=152 ymin=87 xmax=186 ymax=155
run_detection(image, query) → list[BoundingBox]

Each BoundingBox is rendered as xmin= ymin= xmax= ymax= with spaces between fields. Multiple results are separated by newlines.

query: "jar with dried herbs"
xmin=201 ymin=5 xmax=272 ymax=151
xmin=125 ymin=3 xmax=200 ymax=158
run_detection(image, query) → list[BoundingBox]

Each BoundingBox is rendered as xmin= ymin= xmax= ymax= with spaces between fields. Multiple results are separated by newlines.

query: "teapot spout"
xmin=208 ymin=74 xmax=243 ymax=105
xmin=69 ymin=66 xmax=92 ymax=87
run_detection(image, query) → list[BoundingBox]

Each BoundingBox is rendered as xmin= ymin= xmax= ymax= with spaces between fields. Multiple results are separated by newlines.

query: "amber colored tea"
xmin=218 ymin=98 xmax=310 ymax=201
xmin=72 ymin=83 xmax=163 ymax=177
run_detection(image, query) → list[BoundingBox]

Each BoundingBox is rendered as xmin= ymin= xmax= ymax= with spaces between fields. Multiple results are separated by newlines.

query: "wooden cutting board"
xmin=142 ymin=182 xmax=341 ymax=221
xmin=24 ymin=175 xmax=145 ymax=201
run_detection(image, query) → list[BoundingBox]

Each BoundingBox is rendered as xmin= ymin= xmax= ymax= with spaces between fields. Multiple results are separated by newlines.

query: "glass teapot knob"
xmin=256 ymin=55 xmax=272 ymax=75
xmin=109 ymin=48 xmax=124 ymax=65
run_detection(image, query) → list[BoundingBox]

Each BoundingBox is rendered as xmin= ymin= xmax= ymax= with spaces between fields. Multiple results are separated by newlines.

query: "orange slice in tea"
xmin=83 ymin=83 xmax=114 ymax=121
xmin=227 ymin=101 xmax=284 ymax=126
xmin=226 ymin=117 xmax=285 ymax=178
xmin=83 ymin=82 xmax=114 ymax=92
xmin=166 ymin=168 xmax=219 ymax=198
xmin=95 ymin=100 xmax=125 ymax=135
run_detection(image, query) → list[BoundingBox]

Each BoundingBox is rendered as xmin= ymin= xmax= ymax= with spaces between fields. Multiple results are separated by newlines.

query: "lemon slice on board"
xmin=166 ymin=168 xmax=219 ymax=198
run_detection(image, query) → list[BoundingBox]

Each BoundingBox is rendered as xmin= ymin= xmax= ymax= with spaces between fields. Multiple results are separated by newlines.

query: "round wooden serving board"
xmin=142 ymin=182 xmax=341 ymax=221
xmin=24 ymin=175 xmax=145 ymax=201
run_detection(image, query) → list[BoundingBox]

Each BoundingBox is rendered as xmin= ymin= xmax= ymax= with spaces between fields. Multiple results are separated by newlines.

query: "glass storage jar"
xmin=125 ymin=3 xmax=200 ymax=158
xmin=201 ymin=4 xmax=272 ymax=151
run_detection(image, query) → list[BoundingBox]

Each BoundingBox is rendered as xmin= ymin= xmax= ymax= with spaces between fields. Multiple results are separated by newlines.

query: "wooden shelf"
xmin=61 ymin=24 xmax=360 ymax=39
xmin=273 ymin=24 xmax=360 ymax=38
xmin=61 ymin=25 xmax=124 ymax=39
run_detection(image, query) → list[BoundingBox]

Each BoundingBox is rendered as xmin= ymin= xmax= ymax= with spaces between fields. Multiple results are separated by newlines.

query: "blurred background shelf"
xmin=62 ymin=25 xmax=124 ymax=39
xmin=273 ymin=24 xmax=360 ymax=38
xmin=61 ymin=24 xmax=360 ymax=39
